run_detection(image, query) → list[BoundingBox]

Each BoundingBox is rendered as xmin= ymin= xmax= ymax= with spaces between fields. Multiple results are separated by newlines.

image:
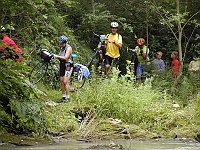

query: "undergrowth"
xmin=0 ymin=62 xmax=199 ymax=139
xmin=40 ymin=66 xmax=200 ymax=138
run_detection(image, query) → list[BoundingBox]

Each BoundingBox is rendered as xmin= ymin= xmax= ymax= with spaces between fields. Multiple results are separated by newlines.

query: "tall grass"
xmin=35 ymin=66 xmax=200 ymax=137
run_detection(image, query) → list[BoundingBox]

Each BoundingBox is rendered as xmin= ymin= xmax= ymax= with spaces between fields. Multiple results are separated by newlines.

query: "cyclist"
xmin=53 ymin=35 xmax=73 ymax=103
xmin=135 ymin=38 xmax=149 ymax=82
xmin=104 ymin=22 xmax=122 ymax=78
xmin=0 ymin=26 xmax=23 ymax=62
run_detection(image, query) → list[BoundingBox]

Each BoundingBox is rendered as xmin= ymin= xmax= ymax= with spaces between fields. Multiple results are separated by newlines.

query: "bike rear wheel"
xmin=29 ymin=61 xmax=48 ymax=84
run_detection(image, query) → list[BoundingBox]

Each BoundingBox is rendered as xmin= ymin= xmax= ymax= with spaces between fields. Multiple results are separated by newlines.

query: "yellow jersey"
xmin=105 ymin=33 xmax=122 ymax=58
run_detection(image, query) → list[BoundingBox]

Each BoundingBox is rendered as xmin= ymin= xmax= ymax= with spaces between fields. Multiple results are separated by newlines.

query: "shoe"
xmin=57 ymin=98 xmax=66 ymax=103
xmin=57 ymin=98 xmax=70 ymax=103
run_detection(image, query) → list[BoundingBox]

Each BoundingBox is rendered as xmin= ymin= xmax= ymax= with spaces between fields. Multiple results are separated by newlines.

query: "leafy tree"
xmin=149 ymin=0 xmax=200 ymax=75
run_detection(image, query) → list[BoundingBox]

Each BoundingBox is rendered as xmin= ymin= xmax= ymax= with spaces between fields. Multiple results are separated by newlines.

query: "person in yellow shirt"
xmin=105 ymin=22 xmax=122 ymax=78
xmin=135 ymin=38 xmax=149 ymax=82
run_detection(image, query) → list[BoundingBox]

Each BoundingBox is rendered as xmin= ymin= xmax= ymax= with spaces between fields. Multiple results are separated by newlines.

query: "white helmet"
xmin=110 ymin=22 xmax=118 ymax=28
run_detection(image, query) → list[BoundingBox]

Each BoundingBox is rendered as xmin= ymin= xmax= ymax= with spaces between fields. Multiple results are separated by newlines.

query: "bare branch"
xmin=182 ymin=25 xmax=196 ymax=62
xmin=182 ymin=10 xmax=200 ymax=29
xmin=149 ymin=1 xmax=178 ymax=41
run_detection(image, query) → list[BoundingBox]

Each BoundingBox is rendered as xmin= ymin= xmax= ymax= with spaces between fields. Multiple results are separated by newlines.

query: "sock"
xmin=62 ymin=94 xmax=66 ymax=99
xmin=66 ymin=95 xmax=70 ymax=99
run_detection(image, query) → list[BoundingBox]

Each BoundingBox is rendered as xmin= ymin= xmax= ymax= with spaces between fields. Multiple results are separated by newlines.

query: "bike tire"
xmin=29 ymin=61 xmax=48 ymax=85
xmin=45 ymin=63 xmax=60 ymax=90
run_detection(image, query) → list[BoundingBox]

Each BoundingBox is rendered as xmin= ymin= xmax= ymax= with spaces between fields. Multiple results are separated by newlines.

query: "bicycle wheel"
xmin=44 ymin=63 xmax=60 ymax=90
xmin=29 ymin=61 xmax=48 ymax=84
xmin=70 ymin=67 xmax=87 ymax=91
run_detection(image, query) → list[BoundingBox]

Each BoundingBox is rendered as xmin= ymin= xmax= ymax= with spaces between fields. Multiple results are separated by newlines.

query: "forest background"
xmin=0 ymin=0 xmax=200 ymax=143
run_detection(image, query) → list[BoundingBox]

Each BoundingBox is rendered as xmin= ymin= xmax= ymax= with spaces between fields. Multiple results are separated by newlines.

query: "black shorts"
xmin=105 ymin=55 xmax=114 ymax=66
xmin=59 ymin=62 xmax=73 ymax=77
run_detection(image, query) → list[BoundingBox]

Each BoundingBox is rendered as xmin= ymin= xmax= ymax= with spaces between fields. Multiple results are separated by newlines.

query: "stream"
xmin=0 ymin=139 xmax=200 ymax=150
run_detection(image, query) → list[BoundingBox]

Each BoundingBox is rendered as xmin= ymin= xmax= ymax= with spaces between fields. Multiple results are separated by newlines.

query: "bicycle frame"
xmin=86 ymin=33 xmax=107 ymax=74
xmin=126 ymin=47 xmax=137 ymax=77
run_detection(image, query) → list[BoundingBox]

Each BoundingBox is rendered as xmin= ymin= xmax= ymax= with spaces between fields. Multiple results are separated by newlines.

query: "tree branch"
xmin=182 ymin=10 xmax=200 ymax=30
xmin=182 ymin=25 xmax=196 ymax=62
xmin=149 ymin=0 xmax=178 ymax=41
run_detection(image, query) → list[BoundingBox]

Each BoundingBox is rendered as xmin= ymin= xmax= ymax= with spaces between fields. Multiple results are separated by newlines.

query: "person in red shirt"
xmin=171 ymin=51 xmax=180 ymax=79
xmin=0 ymin=26 xmax=23 ymax=62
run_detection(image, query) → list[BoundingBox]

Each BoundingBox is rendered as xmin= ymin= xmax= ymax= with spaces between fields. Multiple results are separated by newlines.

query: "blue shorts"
xmin=136 ymin=64 xmax=147 ymax=76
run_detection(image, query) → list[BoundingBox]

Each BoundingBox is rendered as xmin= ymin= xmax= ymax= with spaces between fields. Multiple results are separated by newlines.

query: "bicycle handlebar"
xmin=93 ymin=32 xmax=100 ymax=37
xmin=127 ymin=47 xmax=136 ymax=52
xmin=93 ymin=32 xmax=107 ymax=43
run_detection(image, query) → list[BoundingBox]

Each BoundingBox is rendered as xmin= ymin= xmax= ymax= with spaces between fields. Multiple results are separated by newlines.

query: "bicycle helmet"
xmin=137 ymin=38 xmax=145 ymax=46
xmin=110 ymin=22 xmax=119 ymax=28
xmin=58 ymin=35 xmax=68 ymax=44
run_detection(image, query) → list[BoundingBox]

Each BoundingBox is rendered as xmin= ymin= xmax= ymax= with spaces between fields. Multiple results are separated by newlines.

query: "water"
xmin=0 ymin=139 xmax=200 ymax=150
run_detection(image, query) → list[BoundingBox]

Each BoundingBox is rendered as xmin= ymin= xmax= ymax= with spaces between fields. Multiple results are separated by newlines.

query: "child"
xmin=171 ymin=51 xmax=180 ymax=79
xmin=152 ymin=51 xmax=165 ymax=73
xmin=188 ymin=52 xmax=200 ymax=73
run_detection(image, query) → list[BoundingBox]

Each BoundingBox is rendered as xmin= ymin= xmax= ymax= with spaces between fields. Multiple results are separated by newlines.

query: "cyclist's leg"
xmin=105 ymin=55 xmax=113 ymax=78
xmin=58 ymin=62 xmax=72 ymax=103
xmin=141 ymin=64 xmax=147 ymax=82
xmin=136 ymin=63 xmax=142 ymax=82
xmin=65 ymin=64 xmax=73 ymax=97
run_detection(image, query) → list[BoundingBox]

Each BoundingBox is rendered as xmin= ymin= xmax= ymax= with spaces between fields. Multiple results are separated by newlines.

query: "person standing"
xmin=53 ymin=35 xmax=73 ymax=103
xmin=188 ymin=52 xmax=200 ymax=74
xmin=152 ymin=51 xmax=165 ymax=73
xmin=104 ymin=22 xmax=122 ymax=78
xmin=135 ymin=38 xmax=149 ymax=82
xmin=171 ymin=51 xmax=180 ymax=79
xmin=0 ymin=26 xmax=23 ymax=62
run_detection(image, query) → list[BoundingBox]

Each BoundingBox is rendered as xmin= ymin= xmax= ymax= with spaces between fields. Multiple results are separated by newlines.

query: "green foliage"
xmin=0 ymin=0 xmax=200 ymax=139
xmin=43 ymin=104 xmax=79 ymax=132
xmin=0 ymin=60 xmax=47 ymax=133
xmin=195 ymin=94 xmax=200 ymax=120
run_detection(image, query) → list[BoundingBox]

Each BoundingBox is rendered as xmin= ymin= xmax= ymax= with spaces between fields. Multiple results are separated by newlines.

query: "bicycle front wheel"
xmin=29 ymin=61 xmax=48 ymax=84
xmin=70 ymin=69 xmax=87 ymax=91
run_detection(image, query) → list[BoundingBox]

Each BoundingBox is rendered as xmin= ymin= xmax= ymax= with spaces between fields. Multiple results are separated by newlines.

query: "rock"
xmin=108 ymin=118 xmax=122 ymax=124
xmin=45 ymin=101 xmax=58 ymax=107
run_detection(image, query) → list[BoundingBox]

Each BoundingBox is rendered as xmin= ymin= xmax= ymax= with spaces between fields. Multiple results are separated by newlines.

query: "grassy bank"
xmin=35 ymin=69 xmax=200 ymax=140
xmin=0 ymin=66 xmax=200 ymax=144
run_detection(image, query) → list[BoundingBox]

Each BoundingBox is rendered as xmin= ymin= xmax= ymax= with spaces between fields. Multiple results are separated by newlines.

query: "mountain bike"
xmin=28 ymin=49 xmax=59 ymax=89
xmin=87 ymin=32 xmax=107 ymax=75
xmin=29 ymin=49 xmax=85 ymax=90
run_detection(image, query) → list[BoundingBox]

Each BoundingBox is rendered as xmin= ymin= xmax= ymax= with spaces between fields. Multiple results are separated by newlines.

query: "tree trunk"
xmin=176 ymin=0 xmax=183 ymax=74
xmin=91 ymin=0 xmax=95 ymax=29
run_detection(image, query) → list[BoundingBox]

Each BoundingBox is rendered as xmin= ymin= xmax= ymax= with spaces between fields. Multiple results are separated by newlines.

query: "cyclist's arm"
xmin=114 ymin=42 xmax=122 ymax=48
xmin=54 ymin=47 xmax=72 ymax=61
xmin=116 ymin=35 xmax=122 ymax=48
xmin=141 ymin=48 xmax=148 ymax=59
xmin=141 ymin=51 xmax=147 ymax=59
xmin=160 ymin=60 xmax=165 ymax=72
